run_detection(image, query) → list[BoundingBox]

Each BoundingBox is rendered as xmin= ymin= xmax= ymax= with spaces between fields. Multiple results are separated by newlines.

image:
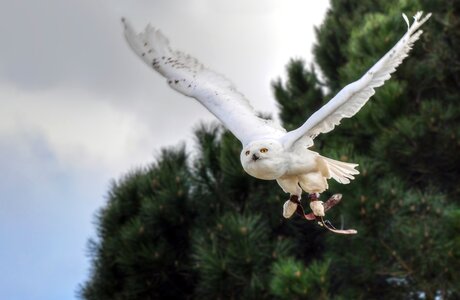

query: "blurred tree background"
xmin=80 ymin=0 xmax=460 ymax=299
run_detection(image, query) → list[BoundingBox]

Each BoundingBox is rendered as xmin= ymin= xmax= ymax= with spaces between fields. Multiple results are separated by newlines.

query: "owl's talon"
xmin=304 ymin=193 xmax=342 ymax=219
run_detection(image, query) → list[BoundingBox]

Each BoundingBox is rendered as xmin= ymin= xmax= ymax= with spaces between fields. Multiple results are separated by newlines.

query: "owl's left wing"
xmin=281 ymin=12 xmax=431 ymax=149
xmin=123 ymin=19 xmax=285 ymax=146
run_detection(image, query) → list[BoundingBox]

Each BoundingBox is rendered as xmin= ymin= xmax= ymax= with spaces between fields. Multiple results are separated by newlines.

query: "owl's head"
xmin=240 ymin=139 xmax=287 ymax=180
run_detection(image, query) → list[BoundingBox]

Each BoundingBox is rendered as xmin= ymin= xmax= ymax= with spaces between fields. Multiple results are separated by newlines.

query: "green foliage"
xmin=326 ymin=178 xmax=458 ymax=299
xmin=292 ymin=0 xmax=459 ymax=299
xmin=80 ymin=148 xmax=195 ymax=300
xmin=193 ymin=213 xmax=292 ymax=299
xmin=272 ymin=60 xmax=324 ymax=131
xmin=270 ymin=258 xmax=330 ymax=300
xmin=187 ymin=124 xmax=325 ymax=299
xmin=314 ymin=0 xmax=388 ymax=91
xmin=80 ymin=125 xmax=322 ymax=299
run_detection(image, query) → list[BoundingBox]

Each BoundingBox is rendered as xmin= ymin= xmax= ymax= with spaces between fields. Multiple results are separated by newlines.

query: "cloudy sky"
xmin=0 ymin=1 xmax=329 ymax=299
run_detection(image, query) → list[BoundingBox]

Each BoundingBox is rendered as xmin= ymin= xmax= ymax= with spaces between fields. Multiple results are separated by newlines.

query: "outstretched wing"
xmin=281 ymin=12 xmax=431 ymax=149
xmin=122 ymin=19 xmax=285 ymax=146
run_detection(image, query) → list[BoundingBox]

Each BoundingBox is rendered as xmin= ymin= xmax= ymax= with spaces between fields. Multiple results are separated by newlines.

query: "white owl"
xmin=122 ymin=12 xmax=430 ymax=234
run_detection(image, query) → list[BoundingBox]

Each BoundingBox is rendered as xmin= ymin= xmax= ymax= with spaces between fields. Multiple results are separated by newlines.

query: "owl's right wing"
xmin=123 ymin=19 xmax=285 ymax=146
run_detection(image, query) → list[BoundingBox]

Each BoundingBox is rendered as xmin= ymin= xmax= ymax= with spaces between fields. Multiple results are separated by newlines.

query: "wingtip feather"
xmin=121 ymin=17 xmax=135 ymax=33
xmin=406 ymin=11 xmax=432 ymax=34
xmin=414 ymin=11 xmax=424 ymax=21
xmin=122 ymin=18 xmax=140 ymax=49
xmin=402 ymin=13 xmax=410 ymax=30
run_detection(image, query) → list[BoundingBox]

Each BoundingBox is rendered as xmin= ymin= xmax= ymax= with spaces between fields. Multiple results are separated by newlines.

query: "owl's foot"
xmin=282 ymin=195 xmax=300 ymax=218
xmin=282 ymin=193 xmax=335 ymax=220
xmin=310 ymin=200 xmax=325 ymax=216
xmin=283 ymin=194 xmax=356 ymax=235
xmin=308 ymin=193 xmax=326 ymax=217
xmin=305 ymin=194 xmax=342 ymax=220
xmin=290 ymin=194 xmax=357 ymax=234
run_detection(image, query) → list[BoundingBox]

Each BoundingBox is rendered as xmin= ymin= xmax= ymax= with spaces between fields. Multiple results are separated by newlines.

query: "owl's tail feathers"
xmin=322 ymin=157 xmax=359 ymax=184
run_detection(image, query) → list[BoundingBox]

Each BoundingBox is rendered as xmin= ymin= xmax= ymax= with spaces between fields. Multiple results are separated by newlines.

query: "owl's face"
xmin=240 ymin=140 xmax=287 ymax=180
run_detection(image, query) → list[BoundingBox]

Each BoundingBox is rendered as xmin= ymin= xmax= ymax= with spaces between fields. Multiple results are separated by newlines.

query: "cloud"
xmin=0 ymin=0 xmax=330 ymax=120
xmin=0 ymin=1 xmax=331 ymax=171
xmin=0 ymin=1 xmax=330 ymax=299
xmin=0 ymin=0 xmax=130 ymax=93
xmin=0 ymin=131 xmax=107 ymax=300
xmin=0 ymin=84 xmax=161 ymax=175
xmin=0 ymin=84 xmax=204 ymax=298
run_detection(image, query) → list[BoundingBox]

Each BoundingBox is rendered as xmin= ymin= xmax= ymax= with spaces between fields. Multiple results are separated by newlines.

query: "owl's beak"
xmin=252 ymin=154 xmax=260 ymax=161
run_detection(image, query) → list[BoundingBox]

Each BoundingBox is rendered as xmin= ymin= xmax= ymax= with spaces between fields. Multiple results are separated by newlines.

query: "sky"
xmin=0 ymin=0 xmax=330 ymax=299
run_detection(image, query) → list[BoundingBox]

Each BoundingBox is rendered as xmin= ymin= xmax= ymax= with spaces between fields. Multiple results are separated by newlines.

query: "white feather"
xmin=280 ymin=11 xmax=431 ymax=149
xmin=122 ymin=19 xmax=285 ymax=146
xmin=322 ymin=157 xmax=360 ymax=184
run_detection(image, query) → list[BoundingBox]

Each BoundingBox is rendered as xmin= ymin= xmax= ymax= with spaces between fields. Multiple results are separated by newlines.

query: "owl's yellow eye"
xmin=260 ymin=148 xmax=268 ymax=153
xmin=245 ymin=150 xmax=250 ymax=156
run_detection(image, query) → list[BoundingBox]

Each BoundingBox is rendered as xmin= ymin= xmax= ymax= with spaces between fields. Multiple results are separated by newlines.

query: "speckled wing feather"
xmin=122 ymin=19 xmax=285 ymax=146
xmin=281 ymin=12 xmax=431 ymax=149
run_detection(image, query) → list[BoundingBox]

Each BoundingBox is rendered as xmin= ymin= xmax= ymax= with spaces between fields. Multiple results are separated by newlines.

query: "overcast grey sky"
xmin=0 ymin=0 xmax=329 ymax=299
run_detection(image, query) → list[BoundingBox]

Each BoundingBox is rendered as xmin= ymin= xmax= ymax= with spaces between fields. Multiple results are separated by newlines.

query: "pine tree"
xmin=273 ymin=0 xmax=460 ymax=298
xmin=81 ymin=124 xmax=328 ymax=299
xmin=190 ymin=124 xmax=335 ymax=299
xmin=80 ymin=148 xmax=196 ymax=299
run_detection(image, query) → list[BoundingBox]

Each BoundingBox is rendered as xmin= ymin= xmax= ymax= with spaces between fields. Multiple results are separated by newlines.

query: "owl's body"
xmin=240 ymin=139 xmax=357 ymax=196
xmin=122 ymin=12 xmax=430 ymax=223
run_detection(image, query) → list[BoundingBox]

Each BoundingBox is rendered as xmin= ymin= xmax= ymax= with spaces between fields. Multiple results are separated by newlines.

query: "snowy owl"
xmin=122 ymin=12 xmax=430 ymax=234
